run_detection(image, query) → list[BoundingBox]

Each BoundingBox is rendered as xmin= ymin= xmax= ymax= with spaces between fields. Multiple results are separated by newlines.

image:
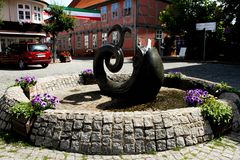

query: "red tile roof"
xmin=70 ymin=0 xmax=108 ymax=8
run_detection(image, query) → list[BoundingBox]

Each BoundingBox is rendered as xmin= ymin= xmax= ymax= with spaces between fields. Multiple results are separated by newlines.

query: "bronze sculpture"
xmin=93 ymin=24 xmax=164 ymax=102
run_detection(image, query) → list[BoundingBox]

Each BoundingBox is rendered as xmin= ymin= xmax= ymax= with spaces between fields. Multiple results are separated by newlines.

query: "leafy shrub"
xmin=184 ymin=89 xmax=209 ymax=106
xmin=10 ymin=102 xmax=34 ymax=119
xmin=199 ymin=97 xmax=233 ymax=126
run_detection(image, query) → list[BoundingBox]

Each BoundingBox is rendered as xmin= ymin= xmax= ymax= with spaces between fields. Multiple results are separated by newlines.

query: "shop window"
xmin=84 ymin=35 xmax=89 ymax=49
xmin=101 ymin=6 xmax=107 ymax=21
xmin=92 ymin=34 xmax=98 ymax=48
xmin=124 ymin=0 xmax=132 ymax=16
xmin=112 ymin=3 xmax=119 ymax=19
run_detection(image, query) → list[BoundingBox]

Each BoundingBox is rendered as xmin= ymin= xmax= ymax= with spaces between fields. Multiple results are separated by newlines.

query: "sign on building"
xmin=196 ymin=22 xmax=216 ymax=32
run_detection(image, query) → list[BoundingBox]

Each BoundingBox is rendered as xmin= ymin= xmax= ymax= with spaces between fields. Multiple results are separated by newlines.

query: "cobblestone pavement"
xmin=0 ymin=131 xmax=239 ymax=160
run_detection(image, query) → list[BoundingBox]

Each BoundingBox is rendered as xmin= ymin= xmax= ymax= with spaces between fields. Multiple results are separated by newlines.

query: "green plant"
xmin=10 ymin=93 xmax=59 ymax=119
xmin=166 ymin=71 xmax=183 ymax=79
xmin=213 ymin=82 xmax=240 ymax=96
xmin=199 ymin=97 xmax=233 ymax=126
xmin=10 ymin=102 xmax=34 ymax=119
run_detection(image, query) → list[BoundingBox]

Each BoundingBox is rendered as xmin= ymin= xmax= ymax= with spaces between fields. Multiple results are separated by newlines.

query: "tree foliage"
xmin=220 ymin=0 xmax=240 ymax=42
xmin=160 ymin=0 xmax=223 ymax=35
xmin=43 ymin=4 xmax=75 ymax=62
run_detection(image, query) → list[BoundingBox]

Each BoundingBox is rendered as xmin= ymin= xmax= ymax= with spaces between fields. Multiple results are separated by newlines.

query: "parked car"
xmin=0 ymin=43 xmax=52 ymax=69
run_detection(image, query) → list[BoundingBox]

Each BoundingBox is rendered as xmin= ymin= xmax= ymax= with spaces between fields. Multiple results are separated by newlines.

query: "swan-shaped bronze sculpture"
xmin=93 ymin=24 xmax=164 ymax=102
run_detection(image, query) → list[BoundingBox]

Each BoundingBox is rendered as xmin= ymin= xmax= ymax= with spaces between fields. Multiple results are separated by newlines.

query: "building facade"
xmin=0 ymin=0 xmax=48 ymax=53
xmin=58 ymin=0 xmax=170 ymax=57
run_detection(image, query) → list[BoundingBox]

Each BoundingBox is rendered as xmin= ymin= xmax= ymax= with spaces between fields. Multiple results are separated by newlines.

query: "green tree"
xmin=43 ymin=4 xmax=74 ymax=62
xmin=159 ymin=0 xmax=225 ymax=59
xmin=220 ymin=0 xmax=240 ymax=43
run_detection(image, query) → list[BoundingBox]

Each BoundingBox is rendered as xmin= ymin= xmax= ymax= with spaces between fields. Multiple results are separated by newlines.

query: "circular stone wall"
xmin=0 ymin=74 xmax=239 ymax=155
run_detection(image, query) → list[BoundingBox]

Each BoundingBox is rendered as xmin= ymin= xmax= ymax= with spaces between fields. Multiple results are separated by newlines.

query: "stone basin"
xmin=0 ymin=73 xmax=239 ymax=155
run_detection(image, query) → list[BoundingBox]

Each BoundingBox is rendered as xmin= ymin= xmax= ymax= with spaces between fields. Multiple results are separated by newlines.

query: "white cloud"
xmin=46 ymin=0 xmax=71 ymax=6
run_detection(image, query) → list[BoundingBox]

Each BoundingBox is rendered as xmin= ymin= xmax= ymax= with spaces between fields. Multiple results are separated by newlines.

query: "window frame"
xmin=111 ymin=3 xmax=119 ymax=19
xmin=17 ymin=3 xmax=31 ymax=21
xmin=123 ymin=0 xmax=132 ymax=16
xmin=33 ymin=5 xmax=42 ymax=22
xmin=92 ymin=34 xmax=98 ymax=49
xmin=102 ymin=32 xmax=108 ymax=45
xmin=101 ymin=6 xmax=107 ymax=21
xmin=112 ymin=31 xmax=119 ymax=45
xmin=84 ymin=34 xmax=89 ymax=49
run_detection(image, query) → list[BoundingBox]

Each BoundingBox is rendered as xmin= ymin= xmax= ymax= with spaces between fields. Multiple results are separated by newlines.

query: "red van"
xmin=0 ymin=43 xmax=52 ymax=69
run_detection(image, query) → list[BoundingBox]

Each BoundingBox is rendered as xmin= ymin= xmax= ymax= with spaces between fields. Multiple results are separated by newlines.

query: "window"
xmin=101 ymin=6 xmax=107 ymax=21
xmin=92 ymin=34 xmax=98 ymax=48
xmin=124 ymin=0 xmax=132 ymax=16
xmin=75 ymin=33 xmax=81 ymax=49
xmin=17 ymin=4 xmax=31 ymax=21
xmin=112 ymin=31 xmax=119 ymax=44
xmin=102 ymin=33 xmax=108 ymax=45
xmin=33 ymin=6 xmax=42 ymax=22
xmin=156 ymin=30 xmax=163 ymax=40
xmin=112 ymin=3 xmax=119 ymax=19
xmin=84 ymin=35 xmax=89 ymax=48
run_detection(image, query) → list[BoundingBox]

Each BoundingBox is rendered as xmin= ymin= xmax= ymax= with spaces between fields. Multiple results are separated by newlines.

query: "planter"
xmin=83 ymin=76 xmax=97 ymax=85
xmin=208 ymin=119 xmax=232 ymax=137
xmin=11 ymin=116 xmax=36 ymax=138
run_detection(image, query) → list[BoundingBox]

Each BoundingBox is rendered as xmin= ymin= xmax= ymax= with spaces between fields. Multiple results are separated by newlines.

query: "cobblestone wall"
xmin=30 ymin=109 xmax=213 ymax=155
xmin=0 ymin=74 xmax=240 ymax=155
xmin=0 ymin=86 xmax=29 ymax=131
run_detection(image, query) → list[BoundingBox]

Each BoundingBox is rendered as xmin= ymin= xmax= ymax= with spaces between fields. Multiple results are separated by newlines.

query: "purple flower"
xmin=184 ymin=89 xmax=209 ymax=106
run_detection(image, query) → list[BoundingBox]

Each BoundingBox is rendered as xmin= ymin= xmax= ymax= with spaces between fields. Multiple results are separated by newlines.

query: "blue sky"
xmin=46 ymin=0 xmax=72 ymax=6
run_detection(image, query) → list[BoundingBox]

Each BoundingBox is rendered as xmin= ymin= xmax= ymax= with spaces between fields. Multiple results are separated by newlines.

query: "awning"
xmin=0 ymin=31 xmax=46 ymax=36
xmin=43 ymin=7 xmax=101 ymax=21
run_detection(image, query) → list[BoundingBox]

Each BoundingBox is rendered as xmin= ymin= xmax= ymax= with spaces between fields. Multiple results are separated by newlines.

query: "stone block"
xmin=167 ymin=138 xmax=176 ymax=149
xmin=124 ymin=123 xmax=134 ymax=133
xmin=91 ymin=132 xmax=102 ymax=142
xmin=72 ymin=131 xmax=81 ymax=140
xmin=113 ymin=123 xmax=123 ymax=130
xmin=91 ymin=142 xmax=102 ymax=154
xmin=124 ymin=134 xmax=135 ymax=144
xmin=83 ymin=124 xmax=92 ymax=132
xmin=84 ymin=115 xmax=93 ymax=124
xmin=73 ymin=120 xmax=83 ymax=130
xmin=81 ymin=132 xmax=91 ymax=142
xmin=174 ymin=125 xmax=184 ymax=137
xmin=146 ymin=141 xmax=156 ymax=153
xmin=145 ymin=129 xmax=155 ymax=140
xmin=112 ymin=130 xmax=123 ymax=142
xmin=176 ymin=137 xmax=185 ymax=147
xmin=144 ymin=116 xmax=154 ymax=128
xmin=112 ymin=142 xmax=123 ymax=154
xmin=135 ymin=128 xmax=144 ymax=140
xmin=93 ymin=121 xmax=102 ymax=131
xmin=166 ymin=127 xmax=174 ymax=138
xmin=102 ymin=124 xmax=112 ymax=135
xmin=124 ymin=143 xmax=135 ymax=154
xmin=133 ymin=117 xmax=144 ymax=127
xmin=156 ymin=128 xmax=166 ymax=140
xmin=71 ymin=140 xmax=80 ymax=152
xmin=135 ymin=140 xmax=145 ymax=153
xmin=64 ymin=122 xmax=73 ymax=132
